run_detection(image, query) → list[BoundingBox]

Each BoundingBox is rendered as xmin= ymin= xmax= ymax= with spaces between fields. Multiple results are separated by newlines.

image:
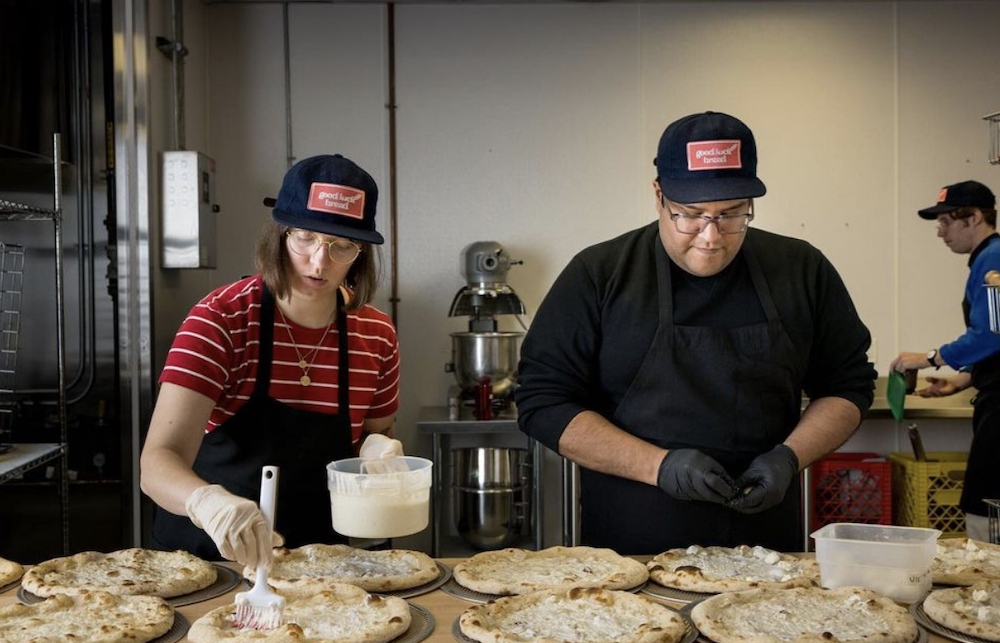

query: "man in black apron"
xmin=890 ymin=180 xmax=1000 ymax=542
xmin=517 ymin=111 xmax=876 ymax=554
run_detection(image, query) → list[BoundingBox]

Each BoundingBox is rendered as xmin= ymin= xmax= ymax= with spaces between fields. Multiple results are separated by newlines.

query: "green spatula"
xmin=887 ymin=370 xmax=907 ymax=423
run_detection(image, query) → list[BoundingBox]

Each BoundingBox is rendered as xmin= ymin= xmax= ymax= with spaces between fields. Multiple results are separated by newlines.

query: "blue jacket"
xmin=940 ymin=234 xmax=1000 ymax=370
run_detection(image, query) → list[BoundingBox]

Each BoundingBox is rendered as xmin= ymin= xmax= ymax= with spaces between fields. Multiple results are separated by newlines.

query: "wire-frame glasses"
xmin=286 ymin=229 xmax=361 ymax=264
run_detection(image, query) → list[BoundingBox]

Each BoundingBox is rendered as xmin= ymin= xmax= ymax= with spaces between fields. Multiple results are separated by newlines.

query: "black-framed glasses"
xmin=286 ymin=229 xmax=361 ymax=264
xmin=663 ymin=196 xmax=754 ymax=235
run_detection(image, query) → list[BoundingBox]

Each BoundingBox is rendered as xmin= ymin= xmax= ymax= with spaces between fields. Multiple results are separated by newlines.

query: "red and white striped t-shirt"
xmin=159 ymin=275 xmax=400 ymax=443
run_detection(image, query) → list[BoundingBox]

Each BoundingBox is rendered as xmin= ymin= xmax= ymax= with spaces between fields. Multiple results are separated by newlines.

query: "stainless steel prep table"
xmin=416 ymin=406 xmax=544 ymax=557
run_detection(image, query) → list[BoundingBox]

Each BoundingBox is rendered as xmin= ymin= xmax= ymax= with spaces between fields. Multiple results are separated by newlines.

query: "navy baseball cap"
xmin=266 ymin=154 xmax=384 ymax=245
xmin=654 ymin=111 xmax=767 ymax=204
xmin=918 ymin=180 xmax=996 ymax=219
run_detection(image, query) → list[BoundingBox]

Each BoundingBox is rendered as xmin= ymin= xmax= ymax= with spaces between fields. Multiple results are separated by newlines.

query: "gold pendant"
xmin=300 ymin=374 xmax=311 ymax=386
xmin=298 ymin=359 xmax=308 ymax=369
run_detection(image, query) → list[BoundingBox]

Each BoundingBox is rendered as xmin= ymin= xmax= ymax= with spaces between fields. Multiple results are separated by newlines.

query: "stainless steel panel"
xmin=113 ymin=0 xmax=154 ymax=547
xmin=161 ymin=151 xmax=216 ymax=269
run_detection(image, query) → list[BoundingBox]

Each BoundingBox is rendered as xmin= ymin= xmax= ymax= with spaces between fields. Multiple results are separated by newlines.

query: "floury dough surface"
xmin=691 ymin=587 xmax=918 ymax=643
xmin=669 ymin=546 xmax=802 ymax=581
xmin=648 ymin=545 xmax=820 ymax=593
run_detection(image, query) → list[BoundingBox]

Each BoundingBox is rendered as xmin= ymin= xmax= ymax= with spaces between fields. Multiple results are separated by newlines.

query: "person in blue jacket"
xmin=891 ymin=180 xmax=1000 ymax=541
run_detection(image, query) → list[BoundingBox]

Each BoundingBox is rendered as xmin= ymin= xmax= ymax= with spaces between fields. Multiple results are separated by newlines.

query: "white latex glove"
xmin=359 ymin=433 xmax=407 ymax=474
xmin=184 ymin=484 xmax=281 ymax=569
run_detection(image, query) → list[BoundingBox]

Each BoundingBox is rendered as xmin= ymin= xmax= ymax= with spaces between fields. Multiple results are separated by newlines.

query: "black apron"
xmin=152 ymin=286 xmax=354 ymax=557
xmin=959 ymin=245 xmax=1000 ymax=515
xmin=581 ymin=235 xmax=804 ymax=554
xmin=962 ymin=388 xmax=1000 ymax=515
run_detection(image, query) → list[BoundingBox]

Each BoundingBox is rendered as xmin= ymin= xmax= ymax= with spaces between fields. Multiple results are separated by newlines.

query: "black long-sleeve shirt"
xmin=516 ymin=222 xmax=876 ymax=452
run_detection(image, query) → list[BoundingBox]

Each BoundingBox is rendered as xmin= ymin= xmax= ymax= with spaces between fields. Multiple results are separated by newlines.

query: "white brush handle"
xmin=259 ymin=466 xmax=279 ymax=527
xmin=256 ymin=466 xmax=279 ymax=583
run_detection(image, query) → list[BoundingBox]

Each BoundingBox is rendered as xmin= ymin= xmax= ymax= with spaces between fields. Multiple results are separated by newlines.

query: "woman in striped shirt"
xmin=140 ymin=155 xmax=400 ymax=569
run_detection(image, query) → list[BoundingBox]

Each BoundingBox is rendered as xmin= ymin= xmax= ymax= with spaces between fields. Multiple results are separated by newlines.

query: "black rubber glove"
xmin=727 ymin=444 xmax=800 ymax=514
xmin=657 ymin=449 xmax=738 ymax=504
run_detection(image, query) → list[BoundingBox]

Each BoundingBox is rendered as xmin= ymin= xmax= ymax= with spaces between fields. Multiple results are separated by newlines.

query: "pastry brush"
xmin=232 ymin=466 xmax=286 ymax=630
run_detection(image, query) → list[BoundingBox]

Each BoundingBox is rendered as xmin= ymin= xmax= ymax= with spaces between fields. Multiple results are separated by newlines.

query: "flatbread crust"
xmin=244 ymin=544 xmax=438 ymax=594
xmin=691 ymin=586 xmax=918 ymax=643
xmin=933 ymin=538 xmax=1000 ymax=586
xmin=459 ymin=586 xmax=687 ymax=643
xmin=648 ymin=545 xmax=819 ymax=593
xmin=0 ymin=590 xmax=174 ymax=643
xmin=187 ymin=583 xmax=411 ymax=643
xmin=924 ymin=580 xmax=1000 ymax=641
xmin=0 ymin=555 xmax=24 ymax=587
xmin=21 ymin=548 xmax=217 ymax=598
xmin=453 ymin=546 xmax=648 ymax=595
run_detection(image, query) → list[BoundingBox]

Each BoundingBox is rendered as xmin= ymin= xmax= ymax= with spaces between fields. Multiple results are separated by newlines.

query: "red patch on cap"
xmin=687 ymin=140 xmax=742 ymax=171
xmin=937 ymin=188 xmax=948 ymax=203
xmin=307 ymin=183 xmax=365 ymax=219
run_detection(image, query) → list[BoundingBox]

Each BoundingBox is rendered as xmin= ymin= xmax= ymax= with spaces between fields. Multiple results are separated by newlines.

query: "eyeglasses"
xmin=936 ymin=216 xmax=965 ymax=231
xmin=286 ymin=229 xmax=361 ymax=264
xmin=663 ymin=197 xmax=754 ymax=235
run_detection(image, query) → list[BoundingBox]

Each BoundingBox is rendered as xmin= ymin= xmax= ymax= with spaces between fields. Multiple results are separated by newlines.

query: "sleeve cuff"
xmin=518 ymin=402 xmax=587 ymax=453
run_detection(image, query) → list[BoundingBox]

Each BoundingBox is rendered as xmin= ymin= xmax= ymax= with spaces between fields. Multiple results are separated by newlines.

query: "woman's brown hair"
xmin=254 ymin=221 xmax=382 ymax=311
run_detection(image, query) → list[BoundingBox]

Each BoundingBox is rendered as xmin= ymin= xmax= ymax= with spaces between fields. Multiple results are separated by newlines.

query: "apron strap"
xmin=742 ymin=234 xmax=781 ymax=322
xmin=653 ymin=237 xmax=675 ymax=342
xmin=254 ymin=284 xmax=276 ymax=397
xmin=336 ymin=289 xmax=350 ymax=413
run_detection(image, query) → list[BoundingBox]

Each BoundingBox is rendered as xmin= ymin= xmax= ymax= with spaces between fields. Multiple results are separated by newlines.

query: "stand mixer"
xmin=446 ymin=241 xmax=526 ymax=420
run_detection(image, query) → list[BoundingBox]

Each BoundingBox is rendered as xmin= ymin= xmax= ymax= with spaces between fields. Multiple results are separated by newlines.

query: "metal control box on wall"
xmin=161 ymin=151 xmax=217 ymax=268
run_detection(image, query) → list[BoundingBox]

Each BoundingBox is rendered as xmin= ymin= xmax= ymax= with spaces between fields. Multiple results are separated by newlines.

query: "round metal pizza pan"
xmin=379 ymin=563 xmax=453 ymax=599
xmin=439 ymin=577 xmax=647 ymax=604
xmin=395 ymin=602 xmax=435 ymax=643
xmin=642 ymin=581 xmax=717 ymax=604
xmin=438 ymin=577 xmax=502 ymax=604
xmin=910 ymin=597 xmax=994 ymax=643
xmin=450 ymin=605 xmax=698 ymax=643
xmin=170 ymin=563 xmax=241 ymax=606
xmin=453 ymin=616 xmax=479 ymax=643
xmin=150 ymin=612 xmax=190 ymax=643
xmin=17 ymin=563 xmax=240 ymax=607
xmin=0 ymin=577 xmax=22 ymax=594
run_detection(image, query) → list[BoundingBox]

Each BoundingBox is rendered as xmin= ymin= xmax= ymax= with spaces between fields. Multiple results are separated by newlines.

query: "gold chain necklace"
xmin=277 ymin=305 xmax=336 ymax=386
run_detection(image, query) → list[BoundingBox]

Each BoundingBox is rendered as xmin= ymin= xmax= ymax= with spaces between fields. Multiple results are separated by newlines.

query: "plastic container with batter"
xmin=327 ymin=456 xmax=433 ymax=538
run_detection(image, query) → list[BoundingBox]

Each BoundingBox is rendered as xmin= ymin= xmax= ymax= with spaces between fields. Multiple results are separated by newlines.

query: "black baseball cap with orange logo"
xmin=265 ymin=154 xmax=384 ymax=245
xmin=654 ymin=111 xmax=767 ymax=205
xmin=917 ymin=180 xmax=996 ymax=219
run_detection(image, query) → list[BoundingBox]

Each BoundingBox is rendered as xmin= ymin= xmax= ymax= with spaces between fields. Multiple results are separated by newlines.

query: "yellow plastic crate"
xmin=889 ymin=452 xmax=968 ymax=537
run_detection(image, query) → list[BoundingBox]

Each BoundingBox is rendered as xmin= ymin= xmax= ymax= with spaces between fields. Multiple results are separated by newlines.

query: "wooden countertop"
xmin=862 ymin=376 xmax=976 ymax=420
xmin=0 ymin=558 xmax=949 ymax=643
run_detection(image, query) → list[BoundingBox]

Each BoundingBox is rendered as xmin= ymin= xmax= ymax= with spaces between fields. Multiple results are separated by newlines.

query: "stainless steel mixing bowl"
xmin=448 ymin=331 xmax=522 ymax=399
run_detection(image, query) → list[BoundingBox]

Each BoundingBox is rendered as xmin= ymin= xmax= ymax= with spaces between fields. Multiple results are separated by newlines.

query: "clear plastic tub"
xmin=327 ymin=456 xmax=433 ymax=538
xmin=811 ymin=523 xmax=941 ymax=603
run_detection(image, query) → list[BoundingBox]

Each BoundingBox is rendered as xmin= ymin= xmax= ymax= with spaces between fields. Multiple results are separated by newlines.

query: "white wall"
xmin=147 ymin=1 xmax=1000 ymax=548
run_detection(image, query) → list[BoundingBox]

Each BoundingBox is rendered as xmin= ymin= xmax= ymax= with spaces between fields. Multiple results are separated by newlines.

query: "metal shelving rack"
xmin=0 ymin=134 xmax=70 ymax=554
xmin=985 ymin=111 xmax=1000 ymax=166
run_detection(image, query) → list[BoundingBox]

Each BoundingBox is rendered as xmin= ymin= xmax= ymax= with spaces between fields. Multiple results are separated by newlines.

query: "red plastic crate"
xmin=811 ymin=452 xmax=892 ymax=529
